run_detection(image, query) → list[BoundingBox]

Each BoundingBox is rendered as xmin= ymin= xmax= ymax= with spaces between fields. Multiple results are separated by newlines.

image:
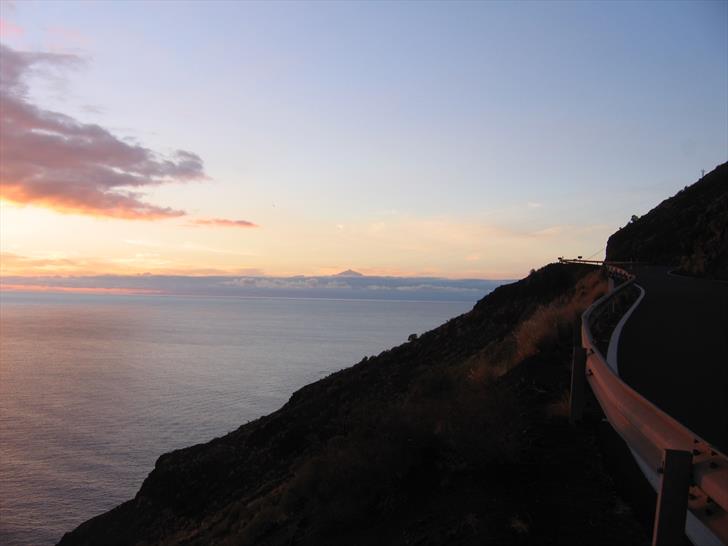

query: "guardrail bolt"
xmin=691 ymin=449 xmax=701 ymax=455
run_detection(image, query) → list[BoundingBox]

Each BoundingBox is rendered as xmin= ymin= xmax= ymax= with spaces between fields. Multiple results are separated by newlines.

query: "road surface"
xmin=617 ymin=266 xmax=728 ymax=454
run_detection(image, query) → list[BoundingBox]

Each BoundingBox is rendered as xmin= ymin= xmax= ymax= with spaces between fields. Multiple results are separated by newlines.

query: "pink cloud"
xmin=0 ymin=19 xmax=23 ymax=38
xmin=0 ymin=44 xmax=206 ymax=219
xmin=192 ymin=218 xmax=258 ymax=228
xmin=45 ymin=25 xmax=91 ymax=50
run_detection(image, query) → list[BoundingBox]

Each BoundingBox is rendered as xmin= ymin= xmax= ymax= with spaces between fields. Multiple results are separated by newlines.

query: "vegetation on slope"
xmin=60 ymin=264 xmax=648 ymax=546
xmin=606 ymin=162 xmax=728 ymax=279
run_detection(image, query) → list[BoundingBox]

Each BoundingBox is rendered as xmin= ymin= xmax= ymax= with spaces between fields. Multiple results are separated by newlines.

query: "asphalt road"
xmin=617 ymin=266 xmax=728 ymax=454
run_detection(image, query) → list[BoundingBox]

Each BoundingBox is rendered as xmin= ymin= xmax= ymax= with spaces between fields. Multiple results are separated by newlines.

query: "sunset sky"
xmin=1 ymin=0 xmax=726 ymax=279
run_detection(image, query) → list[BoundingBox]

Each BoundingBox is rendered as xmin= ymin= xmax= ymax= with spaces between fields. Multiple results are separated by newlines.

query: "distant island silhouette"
xmin=334 ymin=269 xmax=365 ymax=277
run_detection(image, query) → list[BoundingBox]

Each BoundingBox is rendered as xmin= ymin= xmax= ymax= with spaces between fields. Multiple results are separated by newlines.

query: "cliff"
xmin=606 ymin=162 xmax=728 ymax=279
xmin=59 ymin=263 xmax=647 ymax=545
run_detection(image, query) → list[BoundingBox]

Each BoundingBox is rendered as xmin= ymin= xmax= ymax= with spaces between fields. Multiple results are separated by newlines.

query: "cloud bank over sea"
xmin=0 ymin=273 xmax=507 ymax=302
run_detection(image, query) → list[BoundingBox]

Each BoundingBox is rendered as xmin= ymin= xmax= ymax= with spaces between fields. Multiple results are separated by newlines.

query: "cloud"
xmin=0 ymin=43 xmax=206 ymax=219
xmin=531 ymin=225 xmax=565 ymax=237
xmin=0 ymin=19 xmax=22 ymax=37
xmin=45 ymin=25 xmax=91 ymax=50
xmin=223 ymin=277 xmax=348 ymax=290
xmin=392 ymin=284 xmax=481 ymax=293
xmin=0 ymin=251 xmax=110 ymax=274
xmin=0 ymin=2 xmax=17 ymax=14
xmin=1 ymin=271 xmax=500 ymax=302
xmin=0 ymin=251 xmax=263 ymax=276
xmin=0 ymin=283 xmax=159 ymax=295
xmin=192 ymin=218 xmax=258 ymax=228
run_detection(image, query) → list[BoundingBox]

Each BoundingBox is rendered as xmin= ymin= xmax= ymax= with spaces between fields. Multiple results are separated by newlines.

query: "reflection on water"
xmin=0 ymin=292 xmax=472 ymax=545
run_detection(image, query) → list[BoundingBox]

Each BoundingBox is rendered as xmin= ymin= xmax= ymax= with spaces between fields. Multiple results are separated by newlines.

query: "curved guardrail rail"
xmin=573 ymin=262 xmax=728 ymax=546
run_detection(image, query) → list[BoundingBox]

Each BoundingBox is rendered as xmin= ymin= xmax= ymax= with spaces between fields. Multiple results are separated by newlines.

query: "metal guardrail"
xmin=568 ymin=261 xmax=728 ymax=545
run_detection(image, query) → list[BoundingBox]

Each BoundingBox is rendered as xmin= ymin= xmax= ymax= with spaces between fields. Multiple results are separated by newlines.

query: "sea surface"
xmin=0 ymin=291 xmax=475 ymax=545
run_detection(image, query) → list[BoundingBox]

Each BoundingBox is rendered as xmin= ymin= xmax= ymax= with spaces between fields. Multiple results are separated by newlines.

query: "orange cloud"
xmin=0 ymin=251 xmax=263 ymax=277
xmin=0 ymin=251 xmax=125 ymax=276
xmin=191 ymin=218 xmax=258 ymax=228
xmin=0 ymin=44 xmax=206 ymax=219
xmin=0 ymin=283 xmax=160 ymax=295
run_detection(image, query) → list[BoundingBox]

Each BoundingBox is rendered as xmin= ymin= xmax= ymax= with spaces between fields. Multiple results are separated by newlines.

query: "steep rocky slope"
xmin=606 ymin=162 xmax=728 ymax=279
xmin=58 ymin=264 xmax=647 ymax=545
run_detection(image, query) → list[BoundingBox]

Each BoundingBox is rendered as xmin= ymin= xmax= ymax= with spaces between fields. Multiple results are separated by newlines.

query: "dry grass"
xmin=203 ymin=266 xmax=609 ymax=544
xmin=509 ymin=514 xmax=531 ymax=535
xmin=512 ymin=270 xmax=606 ymax=362
xmin=462 ymin=270 xmax=607 ymax=385
xmin=546 ymin=388 xmax=572 ymax=419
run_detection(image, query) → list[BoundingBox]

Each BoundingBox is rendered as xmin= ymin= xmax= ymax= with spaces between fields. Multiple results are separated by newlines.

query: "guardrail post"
xmin=569 ymin=342 xmax=587 ymax=425
xmin=652 ymin=449 xmax=692 ymax=546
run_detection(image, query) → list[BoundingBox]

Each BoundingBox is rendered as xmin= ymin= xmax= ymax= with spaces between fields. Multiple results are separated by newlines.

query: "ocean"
xmin=0 ymin=292 xmax=475 ymax=545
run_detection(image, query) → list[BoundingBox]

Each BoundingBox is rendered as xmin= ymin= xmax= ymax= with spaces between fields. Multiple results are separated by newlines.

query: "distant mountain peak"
xmin=335 ymin=269 xmax=364 ymax=277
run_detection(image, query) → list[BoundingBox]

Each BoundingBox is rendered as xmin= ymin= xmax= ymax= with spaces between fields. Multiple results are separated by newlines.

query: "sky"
xmin=0 ymin=0 xmax=726 ymax=280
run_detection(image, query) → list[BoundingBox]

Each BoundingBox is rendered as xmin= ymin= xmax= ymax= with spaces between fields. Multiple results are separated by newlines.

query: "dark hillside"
xmin=59 ymin=164 xmax=727 ymax=545
xmin=606 ymin=162 xmax=728 ymax=279
xmin=59 ymin=264 xmax=647 ymax=545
